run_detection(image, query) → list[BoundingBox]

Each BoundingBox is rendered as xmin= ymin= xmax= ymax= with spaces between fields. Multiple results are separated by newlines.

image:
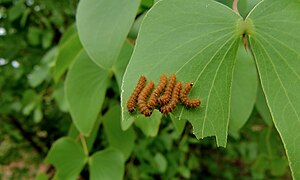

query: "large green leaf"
xmin=229 ymin=44 xmax=257 ymax=132
xmin=45 ymin=137 xmax=87 ymax=179
xmin=76 ymin=0 xmax=140 ymax=69
xmin=65 ymin=50 xmax=110 ymax=135
xmin=103 ymin=105 xmax=135 ymax=160
xmin=89 ymin=149 xmax=125 ymax=180
xmin=248 ymin=0 xmax=300 ymax=178
xmin=122 ymin=0 xmax=242 ymax=146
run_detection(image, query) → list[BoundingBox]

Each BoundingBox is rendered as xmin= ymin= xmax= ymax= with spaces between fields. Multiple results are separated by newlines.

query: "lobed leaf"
xmin=121 ymin=0 xmax=242 ymax=146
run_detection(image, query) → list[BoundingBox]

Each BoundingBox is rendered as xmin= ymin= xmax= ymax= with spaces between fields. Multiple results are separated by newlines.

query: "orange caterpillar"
xmin=160 ymin=82 xmax=181 ymax=114
xmin=138 ymin=81 xmax=154 ymax=117
xmin=180 ymin=82 xmax=201 ymax=108
xmin=147 ymin=74 xmax=168 ymax=110
xmin=126 ymin=76 xmax=146 ymax=112
xmin=158 ymin=74 xmax=176 ymax=105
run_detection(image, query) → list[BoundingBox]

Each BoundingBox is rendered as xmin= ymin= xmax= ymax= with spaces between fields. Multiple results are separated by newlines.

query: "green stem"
xmin=80 ymin=133 xmax=89 ymax=156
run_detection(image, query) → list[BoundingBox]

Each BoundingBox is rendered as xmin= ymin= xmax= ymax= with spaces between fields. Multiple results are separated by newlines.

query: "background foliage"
xmin=0 ymin=0 xmax=296 ymax=179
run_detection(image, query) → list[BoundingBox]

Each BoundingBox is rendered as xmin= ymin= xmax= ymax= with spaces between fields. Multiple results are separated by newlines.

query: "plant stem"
xmin=80 ymin=133 xmax=89 ymax=156
xmin=232 ymin=0 xmax=240 ymax=16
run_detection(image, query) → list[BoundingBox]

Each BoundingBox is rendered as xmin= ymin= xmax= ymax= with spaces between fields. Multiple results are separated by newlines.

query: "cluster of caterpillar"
xmin=126 ymin=74 xmax=201 ymax=117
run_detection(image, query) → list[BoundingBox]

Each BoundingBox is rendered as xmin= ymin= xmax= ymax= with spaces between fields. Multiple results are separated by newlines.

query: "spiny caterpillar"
xmin=180 ymin=82 xmax=201 ymax=108
xmin=160 ymin=82 xmax=182 ymax=114
xmin=158 ymin=74 xmax=176 ymax=105
xmin=138 ymin=81 xmax=154 ymax=117
xmin=126 ymin=76 xmax=146 ymax=112
xmin=147 ymin=74 xmax=168 ymax=110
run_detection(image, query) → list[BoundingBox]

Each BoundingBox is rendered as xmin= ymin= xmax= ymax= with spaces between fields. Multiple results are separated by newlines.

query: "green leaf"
xmin=122 ymin=0 xmax=242 ymax=146
xmin=33 ymin=104 xmax=43 ymax=123
xmin=27 ymin=26 xmax=42 ymax=46
xmin=103 ymin=105 xmax=135 ymax=160
xmin=35 ymin=172 xmax=48 ymax=180
xmin=68 ymin=120 xmax=100 ymax=152
xmin=28 ymin=47 xmax=57 ymax=87
xmin=170 ymin=114 xmax=186 ymax=136
xmin=65 ymin=50 xmax=109 ymax=135
xmin=45 ymin=137 xmax=87 ymax=179
xmin=255 ymin=84 xmax=272 ymax=126
xmin=229 ymin=44 xmax=257 ymax=132
xmin=53 ymin=32 xmax=82 ymax=82
xmin=134 ymin=110 xmax=162 ymax=137
xmin=89 ymin=149 xmax=125 ymax=180
xmin=76 ymin=0 xmax=140 ymax=69
xmin=154 ymin=153 xmax=168 ymax=173
xmin=8 ymin=1 xmax=26 ymax=22
xmin=248 ymin=0 xmax=300 ymax=178
xmin=113 ymin=41 xmax=134 ymax=91
xmin=53 ymin=82 xmax=68 ymax=112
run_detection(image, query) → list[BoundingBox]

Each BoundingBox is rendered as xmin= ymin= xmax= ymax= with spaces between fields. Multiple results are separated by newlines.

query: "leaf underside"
xmin=121 ymin=0 xmax=242 ymax=146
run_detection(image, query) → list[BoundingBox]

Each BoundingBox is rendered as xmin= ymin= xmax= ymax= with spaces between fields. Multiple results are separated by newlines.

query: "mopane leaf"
xmin=122 ymin=0 xmax=242 ymax=146
xmin=66 ymin=50 xmax=109 ymax=135
xmin=248 ymin=0 xmax=300 ymax=178
xmin=76 ymin=0 xmax=139 ymax=69
xmin=89 ymin=149 xmax=125 ymax=180
xmin=229 ymin=44 xmax=257 ymax=132
xmin=45 ymin=137 xmax=87 ymax=179
xmin=103 ymin=105 xmax=135 ymax=160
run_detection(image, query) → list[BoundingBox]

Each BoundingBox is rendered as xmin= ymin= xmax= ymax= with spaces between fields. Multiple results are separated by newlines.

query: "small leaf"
xmin=89 ymin=149 xmax=125 ymax=180
xmin=134 ymin=110 xmax=162 ymax=137
xmin=65 ymin=50 xmax=109 ymax=135
xmin=45 ymin=137 xmax=87 ymax=179
xmin=122 ymin=0 xmax=242 ymax=146
xmin=103 ymin=105 xmax=135 ymax=160
xmin=248 ymin=0 xmax=300 ymax=178
xmin=76 ymin=0 xmax=140 ymax=69
xmin=229 ymin=44 xmax=257 ymax=132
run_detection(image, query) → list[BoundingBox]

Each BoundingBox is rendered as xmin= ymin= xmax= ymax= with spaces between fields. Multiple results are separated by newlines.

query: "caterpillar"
xmin=147 ymin=74 xmax=168 ymax=110
xmin=126 ymin=76 xmax=147 ymax=112
xmin=158 ymin=74 xmax=176 ymax=105
xmin=180 ymin=82 xmax=201 ymax=108
xmin=138 ymin=81 xmax=154 ymax=117
xmin=160 ymin=81 xmax=182 ymax=114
